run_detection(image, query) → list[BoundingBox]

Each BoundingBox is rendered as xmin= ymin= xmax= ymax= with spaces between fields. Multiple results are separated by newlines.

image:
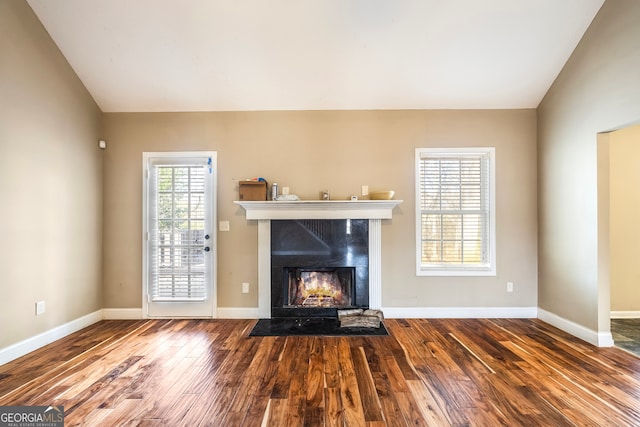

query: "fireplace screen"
xmin=286 ymin=268 xmax=354 ymax=308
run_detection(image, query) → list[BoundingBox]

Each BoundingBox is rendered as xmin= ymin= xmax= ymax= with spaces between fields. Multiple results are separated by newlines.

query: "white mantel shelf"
xmin=234 ymin=200 xmax=402 ymax=220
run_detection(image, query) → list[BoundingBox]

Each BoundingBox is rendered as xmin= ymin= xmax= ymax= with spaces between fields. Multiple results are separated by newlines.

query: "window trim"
xmin=415 ymin=147 xmax=496 ymax=276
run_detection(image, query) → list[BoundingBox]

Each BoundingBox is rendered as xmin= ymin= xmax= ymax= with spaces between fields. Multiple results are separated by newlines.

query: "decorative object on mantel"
xmin=369 ymin=190 xmax=395 ymax=200
xmin=238 ymin=178 xmax=268 ymax=201
xmin=338 ymin=309 xmax=384 ymax=328
xmin=275 ymin=194 xmax=300 ymax=201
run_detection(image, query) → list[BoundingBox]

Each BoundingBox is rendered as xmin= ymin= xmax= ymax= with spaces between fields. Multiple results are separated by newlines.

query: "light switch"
xmin=219 ymin=221 xmax=230 ymax=232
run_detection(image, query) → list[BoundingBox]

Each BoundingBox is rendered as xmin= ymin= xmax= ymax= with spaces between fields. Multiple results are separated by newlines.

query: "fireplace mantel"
xmin=234 ymin=200 xmax=402 ymax=220
xmin=235 ymin=199 xmax=402 ymax=318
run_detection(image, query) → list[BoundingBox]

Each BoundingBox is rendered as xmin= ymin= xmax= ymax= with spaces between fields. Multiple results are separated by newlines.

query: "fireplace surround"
xmin=271 ymin=219 xmax=368 ymax=318
xmin=234 ymin=199 xmax=402 ymax=318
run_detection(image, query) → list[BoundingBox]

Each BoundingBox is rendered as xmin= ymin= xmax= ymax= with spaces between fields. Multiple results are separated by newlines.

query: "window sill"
xmin=417 ymin=267 xmax=496 ymax=277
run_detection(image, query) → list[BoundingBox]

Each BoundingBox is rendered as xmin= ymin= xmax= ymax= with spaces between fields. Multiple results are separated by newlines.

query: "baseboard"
xmin=216 ymin=307 xmax=261 ymax=319
xmin=0 ymin=310 xmax=103 ymax=366
xmin=537 ymin=308 xmax=614 ymax=347
xmin=610 ymin=311 xmax=640 ymax=319
xmin=102 ymin=308 xmax=144 ymax=320
xmin=102 ymin=307 xmax=265 ymax=320
xmin=381 ymin=306 xmax=538 ymax=319
xmin=215 ymin=306 xmax=538 ymax=319
xmin=101 ymin=307 xmax=263 ymax=320
xmin=216 ymin=306 xmax=538 ymax=319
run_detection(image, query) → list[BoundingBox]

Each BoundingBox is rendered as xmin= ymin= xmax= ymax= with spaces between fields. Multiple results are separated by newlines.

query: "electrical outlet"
xmin=361 ymin=185 xmax=369 ymax=196
xmin=242 ymin=282 xmax=250 ymax=293
xmin=35 ymin=301 xmax=45 ymax=316
xmin=507 ymin=282 xmax=514 ymax=292
xmin=219 ymin=221 xmax=230 ymax=232
xmin=282 ymin=187 xmax=290 ymax=196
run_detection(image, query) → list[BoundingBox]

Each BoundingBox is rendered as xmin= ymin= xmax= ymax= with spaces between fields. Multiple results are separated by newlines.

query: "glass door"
xmin=143 ymin=152 xmax=216 ymax=317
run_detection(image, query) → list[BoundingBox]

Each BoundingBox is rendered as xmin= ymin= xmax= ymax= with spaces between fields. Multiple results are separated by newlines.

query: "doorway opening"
xmin=599 ymin=124 xmax=640 ymax=352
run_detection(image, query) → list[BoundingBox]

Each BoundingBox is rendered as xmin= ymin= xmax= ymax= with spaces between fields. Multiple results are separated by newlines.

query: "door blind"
xmin=418 ymin=153 xmax=490 ymax=267
xmin=149 ymin=159 xmax=208 ymax=301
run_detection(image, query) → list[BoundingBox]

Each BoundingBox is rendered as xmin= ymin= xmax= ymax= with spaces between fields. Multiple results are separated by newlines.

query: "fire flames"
xmin=293 ymin=271 xmax=349 ymax=307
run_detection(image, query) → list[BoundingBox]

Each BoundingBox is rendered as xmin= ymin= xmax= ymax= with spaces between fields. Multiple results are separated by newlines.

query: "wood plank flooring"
xmin=1 ymin=318 xmax=640 ymax=426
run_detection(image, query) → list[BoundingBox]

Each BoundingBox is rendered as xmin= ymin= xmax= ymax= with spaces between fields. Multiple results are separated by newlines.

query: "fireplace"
xmin=234 ymin=199 xmax=402 ymax=318
xmin=271 ymin=219 xmax=368 ymax=318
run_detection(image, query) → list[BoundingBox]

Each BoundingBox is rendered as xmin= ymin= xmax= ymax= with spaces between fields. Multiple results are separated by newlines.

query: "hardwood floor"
xmin=1 ymin=318 xmax=640 ymax=426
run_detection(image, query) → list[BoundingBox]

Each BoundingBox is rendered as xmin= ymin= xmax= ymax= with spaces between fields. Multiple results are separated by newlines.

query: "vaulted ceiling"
xmin=28 ymin=0 xmax=604 ymax=112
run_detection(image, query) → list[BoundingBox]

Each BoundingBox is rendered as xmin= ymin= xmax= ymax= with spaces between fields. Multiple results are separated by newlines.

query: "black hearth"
xmin=248 ymin=317 xmax=388 ymax=337
xmin=271 ymin=219 xmax=369 ymax=318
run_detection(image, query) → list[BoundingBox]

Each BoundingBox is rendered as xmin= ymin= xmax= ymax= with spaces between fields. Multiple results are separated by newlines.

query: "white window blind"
xmin=416 ymin=148 xmax=495 ymax=275
xmin=148 ymin=158 xmax=209 ymax=301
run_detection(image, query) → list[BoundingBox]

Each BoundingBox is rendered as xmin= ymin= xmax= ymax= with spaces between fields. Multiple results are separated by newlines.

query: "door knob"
xmin=204 ymin=246 xmax=210 ymax=252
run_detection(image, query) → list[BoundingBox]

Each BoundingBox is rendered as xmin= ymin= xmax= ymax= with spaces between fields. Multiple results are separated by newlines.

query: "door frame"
xmin=142 ymin=151 xmax=217 ymax=318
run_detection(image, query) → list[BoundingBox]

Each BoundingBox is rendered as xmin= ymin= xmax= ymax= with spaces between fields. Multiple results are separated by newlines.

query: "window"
xmin=415 ymin=147 xmax=495 ymax=276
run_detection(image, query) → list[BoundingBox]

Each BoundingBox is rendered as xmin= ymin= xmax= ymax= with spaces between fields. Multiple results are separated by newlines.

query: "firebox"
xmin=271 ymin=219 xmax=369 ymax=318
xmin=285 ymin=267 xmax=355 ymax=308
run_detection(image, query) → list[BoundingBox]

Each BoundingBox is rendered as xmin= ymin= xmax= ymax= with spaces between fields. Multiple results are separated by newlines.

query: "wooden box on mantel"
xmin=238 ymin=180 xmax=267 ymax=201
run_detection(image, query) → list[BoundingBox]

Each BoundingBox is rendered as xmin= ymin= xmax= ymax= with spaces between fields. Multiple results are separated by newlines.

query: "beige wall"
xmin=538 ymin=0 xmax=640 ymax=332
xmin=102 ymin=110 xmax=538 ymax=312
xmin=0 ymin=1 xmax=103 ymax=349
xmin=7 ymin=0 xmax=639 ymax=354
xmin=610 ymin=125 xmax=640 ymax=312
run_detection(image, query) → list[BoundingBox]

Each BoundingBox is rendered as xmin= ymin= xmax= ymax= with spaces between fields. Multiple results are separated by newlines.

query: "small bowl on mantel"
xmin=369 ymin=191 xmax=395 ymax=200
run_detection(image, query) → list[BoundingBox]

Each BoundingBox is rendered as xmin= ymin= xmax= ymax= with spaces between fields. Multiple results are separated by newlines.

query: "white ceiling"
xmin=28 ymin=0 xmax=604 ymax=113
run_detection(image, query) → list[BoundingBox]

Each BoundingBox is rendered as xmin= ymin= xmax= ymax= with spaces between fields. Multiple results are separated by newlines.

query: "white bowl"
xmin=369 ymin=191 xmax=395 ymax=200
